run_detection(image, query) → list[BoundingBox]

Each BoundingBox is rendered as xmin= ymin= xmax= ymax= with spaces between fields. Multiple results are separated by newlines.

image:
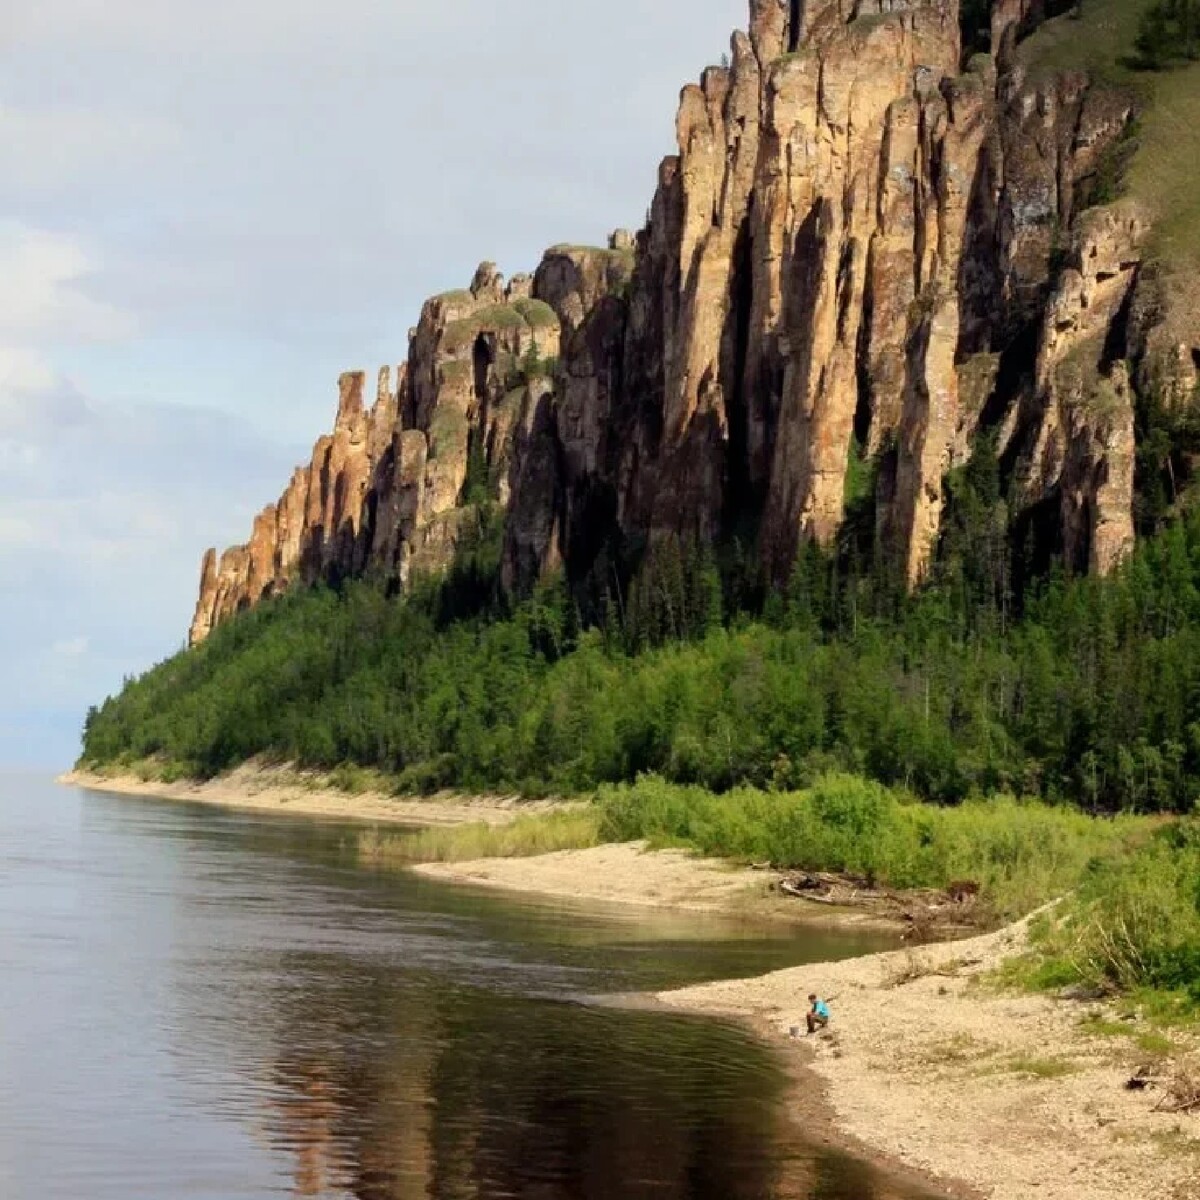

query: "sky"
xmin=0 ymin=0 xmax=749 ymax=767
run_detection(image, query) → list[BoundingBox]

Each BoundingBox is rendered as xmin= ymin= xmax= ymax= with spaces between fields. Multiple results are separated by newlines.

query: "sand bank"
xmin=60 ymin=764 xmax=568 ymax=828
xmin=413 ymin=841 xmax=794 ymax=916
xmin=660 ymin=917 xmax=1200 ymax=1200
xmin=412 ymin=841 xmax=905 ymax=929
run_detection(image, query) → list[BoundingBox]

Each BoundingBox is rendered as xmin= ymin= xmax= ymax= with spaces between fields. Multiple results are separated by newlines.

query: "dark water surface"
xmin=0 ymin=774 xmax=941 ymax=1200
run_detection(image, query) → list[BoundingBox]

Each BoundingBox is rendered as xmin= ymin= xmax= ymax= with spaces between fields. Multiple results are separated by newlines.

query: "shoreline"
xmin=659 ymin=919 xmax=1199 ymax=1200
xmin=59 ymin=765 xmax=571 ymax=828
xmin=61 ymin=768 xmax=1198 ymax=1199
xmin=404 ymin=852 xmax=1200 ymax=1200
xmin=411 ymin=842 xmax=892 ymax=927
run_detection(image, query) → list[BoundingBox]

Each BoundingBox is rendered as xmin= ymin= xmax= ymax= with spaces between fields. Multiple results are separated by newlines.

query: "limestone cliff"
xmin=190 ymin=0 xmax=1200 ymax=645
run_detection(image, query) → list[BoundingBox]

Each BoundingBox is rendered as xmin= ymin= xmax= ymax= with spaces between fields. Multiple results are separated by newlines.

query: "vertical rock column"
xmin=759 ymin=5 xmax=961 ymax=577
xmin=891 ymin=69 xmax=992 ymax=585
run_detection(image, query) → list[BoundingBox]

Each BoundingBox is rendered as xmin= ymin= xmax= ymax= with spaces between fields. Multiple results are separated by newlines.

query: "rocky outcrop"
xmin=190 ymin=0 xmax=1197 ymax=645
xmin=191 ymin=266 xmax=565 ymax=643
xmin=1008 ymin=202 xmax=1146 ymax=574
xmin=189 ymin=369 xmax=399 ymax=645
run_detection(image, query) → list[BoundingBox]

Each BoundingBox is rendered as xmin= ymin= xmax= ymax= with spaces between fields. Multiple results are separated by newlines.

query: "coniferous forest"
xmin=83 ymin=434 xmax=1200 ymax=815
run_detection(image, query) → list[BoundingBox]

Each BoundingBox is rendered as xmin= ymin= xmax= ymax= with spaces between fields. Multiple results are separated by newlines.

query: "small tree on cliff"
xmin=1134 ymin=0 xmax=1200 ymax=69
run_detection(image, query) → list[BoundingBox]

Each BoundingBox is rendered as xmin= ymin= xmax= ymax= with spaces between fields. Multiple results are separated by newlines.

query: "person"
xmin=806 ymin=993 xmax=830 ymax=1034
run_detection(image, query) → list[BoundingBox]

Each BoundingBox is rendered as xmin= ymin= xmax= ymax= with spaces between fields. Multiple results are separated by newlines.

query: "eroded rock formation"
xmin=190 ymin=0 xmax=1200 ymax=645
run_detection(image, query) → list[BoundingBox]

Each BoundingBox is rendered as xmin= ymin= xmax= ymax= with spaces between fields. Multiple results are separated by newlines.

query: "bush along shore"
xmin=351 ymin=772 xmax=1197 ymax=1017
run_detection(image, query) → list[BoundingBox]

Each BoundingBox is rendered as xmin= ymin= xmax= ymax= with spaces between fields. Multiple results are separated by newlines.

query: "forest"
xmin=82 ymin=427 xmax=1200 ymax=815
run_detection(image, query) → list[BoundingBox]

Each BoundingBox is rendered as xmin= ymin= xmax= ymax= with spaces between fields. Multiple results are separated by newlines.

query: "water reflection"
xmin=252 ymin=973 xmax=790 ymax=1199
xmin=0 ymin=778 xmax=941 ymax=1200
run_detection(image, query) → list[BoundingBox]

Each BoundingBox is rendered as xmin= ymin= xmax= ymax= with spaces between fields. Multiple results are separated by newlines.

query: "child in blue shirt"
xmin=806 ymin=993 xmax=831 ymax=1034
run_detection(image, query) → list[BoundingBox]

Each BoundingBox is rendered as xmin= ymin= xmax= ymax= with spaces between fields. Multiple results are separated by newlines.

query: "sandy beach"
xmin=413 ymin=841 xmax=912 ymax=930
xmin=414 ymin=841 xmax=790 ymax=915
xmin=660 ymin=918 xmax=1200 ymax=1200
xmin=60 ymin=763 xmax=570 ymax=828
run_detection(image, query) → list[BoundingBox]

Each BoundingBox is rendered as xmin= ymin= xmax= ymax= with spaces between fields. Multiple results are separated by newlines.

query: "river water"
xmin=0 ymin=774 xmax=942 ymax=1200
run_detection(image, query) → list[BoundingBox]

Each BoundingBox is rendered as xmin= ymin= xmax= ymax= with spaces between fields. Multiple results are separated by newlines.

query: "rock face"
xmin=189 ymin=273 xmax=560 ymax=644
xmin=189 ymin=0 xmax=1198 ymax=645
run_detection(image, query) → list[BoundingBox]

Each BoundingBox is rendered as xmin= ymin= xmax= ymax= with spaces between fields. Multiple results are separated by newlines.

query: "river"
xmin=0 ymin=774 xmax=943 ymax=1199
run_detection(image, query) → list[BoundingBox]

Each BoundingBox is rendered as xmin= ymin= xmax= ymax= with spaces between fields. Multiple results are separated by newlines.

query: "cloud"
xmin=2 ymin=1 xmax=747 ymax=350
xmin=0 ymin=223 xmax=134 ymax=344
xmin=52 ymin=636 xmax=89 ymax=658
xmin=0 ymin=104 xmax=180 ymax=197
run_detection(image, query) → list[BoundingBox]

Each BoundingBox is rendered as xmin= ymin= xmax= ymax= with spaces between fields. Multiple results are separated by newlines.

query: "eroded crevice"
xmin=1100 ymin=266 xmax=1139 ymax=371
xmin=788 ymin=0 xmax=803 ymax=52
xmin=472 ymin=333 xmax=493 ymax=410
xmin=988 ymin=318 xmax=1039 ymax=417
xmin=723 ymin=212 xmax=758 ymax=526
xmin=854 ymin=245 xmax=876 ymax=450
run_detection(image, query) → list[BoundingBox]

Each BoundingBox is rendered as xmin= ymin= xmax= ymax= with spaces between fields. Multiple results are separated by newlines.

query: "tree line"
xmin=83 ymin=438 xmax=1200 ymax=813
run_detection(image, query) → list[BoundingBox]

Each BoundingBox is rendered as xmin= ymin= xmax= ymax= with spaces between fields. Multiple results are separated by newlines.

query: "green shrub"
xmin=596 ymin=775 xmax=1150 ymax=921
xmin=1134 ymin=0 xmax=1200 ymax=69
xmin=1031 ymin=821 xmax=1200 ymax=998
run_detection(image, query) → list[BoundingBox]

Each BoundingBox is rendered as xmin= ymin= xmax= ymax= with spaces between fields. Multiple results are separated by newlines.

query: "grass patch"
xmin=437 ymin=359 xmax=474 ymax=387
xmin=441 ymin=304 xmax=530 ymax=354
xmin=1149 ymin=1126 xmax=1200 ymax=1161
xmin=511 ymin=297 xmax=559 ymax=329
xmin=921 ymin=1032 xmax=998 ymax=1068
xmin=546 ymin=243 xmax=634 ymax=263
xmin=1136 ymin=1029 xmax=1178 ymax=1056
xmin=1019 ymin=0 xmax=1149 ymax=80
xmin=1019 ymin=821 xmax=1200 ymax=1001
xmin=359 ymin=807 xmax=602 ymax=865
xmin=427 ymin=405 xmax=469 ymax=459
xmin=431 ymin=289 xmax=475 ymax=307
xmin=326 ymin=761 xmax=395 ymax=796
xmin=1081 ymin=1015 xmax=1178 ymax=1056
xmin=1020 ymin=0 xmax=1200 ymax=275
xmin=1003 ymin=1055 xmax=1080 ymax=1079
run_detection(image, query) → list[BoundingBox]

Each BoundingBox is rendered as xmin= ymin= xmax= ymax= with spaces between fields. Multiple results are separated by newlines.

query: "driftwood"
xmin=780 ymin=881 xmax=845 ymax=905
xmin=775 ymin=870 xmax=984 ymax=935
xmin=1154 ymin=1067 xmax=1200 ymax=1113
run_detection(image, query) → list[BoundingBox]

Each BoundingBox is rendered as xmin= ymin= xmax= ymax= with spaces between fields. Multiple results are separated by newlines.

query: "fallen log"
xmin=780 ymin=881 xmax=842 ymax=904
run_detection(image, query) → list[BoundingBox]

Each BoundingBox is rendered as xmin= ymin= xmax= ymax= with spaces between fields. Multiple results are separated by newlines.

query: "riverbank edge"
xmin=657 ymin=918 xmax=1199 ymax=1200
xmin=410 ymin=842 xmax=905 ymax=928
xmin=59 ymin=764 xmax=572 ymax=827
xmin=68 ymin=772 xmax=967 ymax=1197
xmin=418 ymin=850 xmax=977 ymax=1198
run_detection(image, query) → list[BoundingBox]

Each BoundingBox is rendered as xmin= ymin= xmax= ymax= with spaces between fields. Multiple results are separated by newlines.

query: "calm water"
xmin=0 ymin=774 xmax=942 ymax=1200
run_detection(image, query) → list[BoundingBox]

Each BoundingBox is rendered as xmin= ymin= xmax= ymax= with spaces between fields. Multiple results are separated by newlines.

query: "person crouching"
xmin=806 ymin=993 xmax=830 ymax=1034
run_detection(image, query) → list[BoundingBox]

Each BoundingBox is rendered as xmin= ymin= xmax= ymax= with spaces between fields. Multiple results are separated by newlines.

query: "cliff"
xmin=190 ymin=0 xmax=1200 ymax=645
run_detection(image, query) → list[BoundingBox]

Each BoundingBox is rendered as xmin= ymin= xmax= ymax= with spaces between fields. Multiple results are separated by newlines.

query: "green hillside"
xmin=83 ymin=501 xmax=1200 ymax=814
xmin=1022 ymin=0 xmax=1200 ymax=271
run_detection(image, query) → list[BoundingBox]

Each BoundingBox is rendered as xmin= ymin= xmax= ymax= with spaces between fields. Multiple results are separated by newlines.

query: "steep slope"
xmin=191 ymin=0 xmax=1200 ymax=645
